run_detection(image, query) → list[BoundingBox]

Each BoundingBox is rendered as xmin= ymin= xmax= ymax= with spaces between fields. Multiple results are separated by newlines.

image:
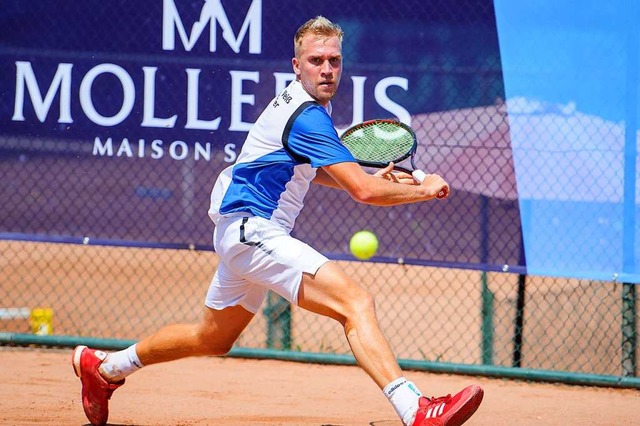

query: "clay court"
xmin=2 ymin=241 xmax=640 ymax=425
xmin=1 ymin=347 xmax=639 ymax=425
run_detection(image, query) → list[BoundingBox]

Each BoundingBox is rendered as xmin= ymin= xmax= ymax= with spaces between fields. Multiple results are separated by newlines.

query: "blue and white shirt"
xmin=209 ymin=80 xmax=356 ymax=233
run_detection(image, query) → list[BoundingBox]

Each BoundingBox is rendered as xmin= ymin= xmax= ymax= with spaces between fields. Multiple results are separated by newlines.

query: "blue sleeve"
xmin=284 ymin=104 xmax=356 ymax=168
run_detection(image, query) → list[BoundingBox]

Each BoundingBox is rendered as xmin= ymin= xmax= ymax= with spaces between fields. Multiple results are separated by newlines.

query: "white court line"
xmin=0 ymin=307 xmax=30 ymax=319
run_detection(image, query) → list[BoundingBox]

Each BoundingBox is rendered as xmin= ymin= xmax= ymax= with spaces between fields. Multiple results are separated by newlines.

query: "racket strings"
xmin=341 ymin=121 xmax=415 ymax=163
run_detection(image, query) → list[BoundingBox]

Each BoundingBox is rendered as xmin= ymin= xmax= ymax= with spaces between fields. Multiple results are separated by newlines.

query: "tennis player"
xmin=72 ymin=16 xmax=483 ymax=426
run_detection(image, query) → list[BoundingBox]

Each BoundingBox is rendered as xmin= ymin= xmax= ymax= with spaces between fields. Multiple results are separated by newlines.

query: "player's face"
xmin=292 ymin=35 xmax=342 ymax=107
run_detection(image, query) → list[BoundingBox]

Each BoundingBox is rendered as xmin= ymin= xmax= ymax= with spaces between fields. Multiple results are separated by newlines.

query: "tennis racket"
xmin=340 ymin=119 xmax=447 ymax=198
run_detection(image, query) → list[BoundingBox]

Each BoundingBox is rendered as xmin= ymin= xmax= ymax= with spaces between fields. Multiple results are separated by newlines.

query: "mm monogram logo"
xmin=162 ymin=0 xmax=262 ymax=54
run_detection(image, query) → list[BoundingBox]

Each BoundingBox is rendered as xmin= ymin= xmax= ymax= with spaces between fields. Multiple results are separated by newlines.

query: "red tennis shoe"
xmin=72 ymin=345 xmax=124 ymax=426
xmin=412 ymin=385 xmax=484 ymax=426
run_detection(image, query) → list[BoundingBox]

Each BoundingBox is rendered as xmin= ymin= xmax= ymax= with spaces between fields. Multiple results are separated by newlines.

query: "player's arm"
xmin=287 ymin=106 xmax=444 ymax=202
xmin=313 ymin=162 xmax=415 ymax=188
xmin=312 ymin=167 xmax=343 ymax=188
xmin=320 ymin=161 xmax=448 ymax=206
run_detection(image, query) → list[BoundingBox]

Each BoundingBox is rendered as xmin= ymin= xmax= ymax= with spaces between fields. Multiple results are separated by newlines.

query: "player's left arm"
xmin=372 ymin=162 xmax=417 ymax=185
xmin=313 ymin=162 xmax=415 ymax=188
xmin=322 ymin=160 xmax=447 ymax=206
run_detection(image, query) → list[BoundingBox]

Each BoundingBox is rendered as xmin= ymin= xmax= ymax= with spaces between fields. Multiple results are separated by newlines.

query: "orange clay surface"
xmin=1 ymin=347 xmax=639 ymax=425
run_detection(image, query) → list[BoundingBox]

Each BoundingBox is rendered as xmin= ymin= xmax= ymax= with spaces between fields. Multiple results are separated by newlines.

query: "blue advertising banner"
xmin=495 ymin=0 xmax=640 ymax=282
xmin=1 ymin=1 xmax=517 ymax=270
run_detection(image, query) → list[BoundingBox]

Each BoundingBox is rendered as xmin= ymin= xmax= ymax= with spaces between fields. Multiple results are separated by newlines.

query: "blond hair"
xmin=294 ymin=16 xmax=343 ymax=57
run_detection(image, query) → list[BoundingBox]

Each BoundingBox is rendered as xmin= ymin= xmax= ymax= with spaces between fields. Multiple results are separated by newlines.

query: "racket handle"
xmin=412 ymin=169 xmax=447 ymax=199
xmin=412 ymin=169 xmax=427 ymax=183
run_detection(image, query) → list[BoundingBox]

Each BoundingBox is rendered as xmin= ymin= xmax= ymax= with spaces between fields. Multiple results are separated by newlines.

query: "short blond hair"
xmin=294 ymin=16 xmax=343 ymax=57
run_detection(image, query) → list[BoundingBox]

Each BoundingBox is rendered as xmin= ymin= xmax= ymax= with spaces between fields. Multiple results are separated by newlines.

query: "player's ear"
xmin=292 ymin=57 xmax=301 ymax=77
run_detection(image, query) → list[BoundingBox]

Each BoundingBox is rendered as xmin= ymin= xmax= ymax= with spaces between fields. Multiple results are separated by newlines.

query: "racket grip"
xmin=412 ymin=169 xmax=427 ymax=183
xmin=412 ymin=169 xmax=448 ymax=199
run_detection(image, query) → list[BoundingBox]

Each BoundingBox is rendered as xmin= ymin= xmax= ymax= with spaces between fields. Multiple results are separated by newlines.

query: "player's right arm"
xmin=285 ymin=105 xmax=449 ymax=205
xmin=320 ymin=161 xmax=449 ymax=206
xmin=312 ymin=167 xmax=344 ymax=189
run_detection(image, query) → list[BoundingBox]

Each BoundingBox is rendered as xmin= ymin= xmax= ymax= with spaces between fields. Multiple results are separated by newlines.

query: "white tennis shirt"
xmin=209 ymin=80 xmax=356 ymax=233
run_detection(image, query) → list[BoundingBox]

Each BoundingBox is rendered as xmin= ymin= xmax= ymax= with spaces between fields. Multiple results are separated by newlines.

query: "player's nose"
xmin=320 ymin=60 xmax=333 ymax=74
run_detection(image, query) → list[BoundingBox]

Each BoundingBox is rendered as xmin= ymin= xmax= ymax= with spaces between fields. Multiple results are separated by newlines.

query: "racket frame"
xmin=339 ymin=119 xmax=418 ymax=174
xmin=340 ymin=119 xmax=438 ymax=193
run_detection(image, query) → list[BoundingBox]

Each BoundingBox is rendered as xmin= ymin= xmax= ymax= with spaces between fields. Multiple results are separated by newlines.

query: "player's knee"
xmin=196 ymin=328 xmax=233 ymax=355
xmin=347 ymin=289 xmax=376 ymax=320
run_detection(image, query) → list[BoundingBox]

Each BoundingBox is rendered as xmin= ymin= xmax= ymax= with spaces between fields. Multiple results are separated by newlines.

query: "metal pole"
xmin=621 ymin=283 xmax=637 ymax=376
xmin=479 ymin=195 xmax=495 ymax=365
xmin=265 ymin=291 xmax=292 ymax=350
xmin=512 ymin=229 xmax=527 ymax=368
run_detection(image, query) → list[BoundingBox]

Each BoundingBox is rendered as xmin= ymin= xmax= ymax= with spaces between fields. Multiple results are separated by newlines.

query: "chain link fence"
xmin=0 ymin=0 xmax=638 ymax=388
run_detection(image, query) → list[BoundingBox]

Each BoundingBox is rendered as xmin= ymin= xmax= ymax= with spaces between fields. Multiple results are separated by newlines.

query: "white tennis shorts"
xmin=205 ymin=215 xmax=329 ymax=314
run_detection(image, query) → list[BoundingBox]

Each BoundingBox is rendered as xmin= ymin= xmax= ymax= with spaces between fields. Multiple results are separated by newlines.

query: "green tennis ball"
xmin=350 ymin=230 xmax=379 ymax=260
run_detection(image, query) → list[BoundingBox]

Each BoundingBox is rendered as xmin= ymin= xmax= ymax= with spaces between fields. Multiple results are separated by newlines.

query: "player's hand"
xmin=374 ymin=162 xmax=417 ymax=185
xmin=421 ymin=173 xmax=450 ymax=199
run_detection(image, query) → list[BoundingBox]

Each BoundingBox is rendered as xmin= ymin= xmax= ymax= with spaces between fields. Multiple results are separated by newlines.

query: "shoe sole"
xmin=72 ymin=345 xmax=87 ymax=378
xmin=446 ymin=385 xmax=484 ymax=426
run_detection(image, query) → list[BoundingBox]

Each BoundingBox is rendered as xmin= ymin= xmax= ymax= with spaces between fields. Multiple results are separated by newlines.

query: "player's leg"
xmin=72 ymin=304 xmax=254 ymax=426
xmin=297 ymin=261 xmax=401 ymax=388
xmin=211 ymin=215 xmax=483 ymax=425
xmin=134 ymin=304 xmax=254 ymax=365
xmin=296 ymin=262 xmax=483 ymax=426
xmin=231 ymin=218 xmax=426 ymax=425
xmin=296 ymin=262 xmax=424 ymax=425
xmin=72 ymin=215 xmax=263 ymax=426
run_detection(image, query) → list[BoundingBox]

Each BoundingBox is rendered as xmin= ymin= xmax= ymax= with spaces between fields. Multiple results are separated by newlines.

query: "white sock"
xmin=99 ymin=344 xmax=144 ymax=382
xmin=383 ymin=377 xmax=423 ymax=426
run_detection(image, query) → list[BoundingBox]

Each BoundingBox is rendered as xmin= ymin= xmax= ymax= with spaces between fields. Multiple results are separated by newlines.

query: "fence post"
xmin=479 ymin=195 xmax=494 ymax=365
xmin=622 ymin=283 xmax=637 ymax=377
xmin=512 ymin=232 xmax=527 ymax=368
xmin=481 ymin=272 xmax=495 ymax=365
xmin=264 ymin=291 xmax=292 ymax=350
xmin=512 ymin=273 xmax=526 ymax=367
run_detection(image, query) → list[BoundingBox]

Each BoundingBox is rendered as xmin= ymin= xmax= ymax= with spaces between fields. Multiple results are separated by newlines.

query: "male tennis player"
xmin=72 ymin=16 xmax=483 ymax=426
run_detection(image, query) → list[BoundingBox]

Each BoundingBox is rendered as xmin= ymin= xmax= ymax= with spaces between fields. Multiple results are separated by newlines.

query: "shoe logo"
xmin=425 ymin=402 xmax=446 ymax=418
